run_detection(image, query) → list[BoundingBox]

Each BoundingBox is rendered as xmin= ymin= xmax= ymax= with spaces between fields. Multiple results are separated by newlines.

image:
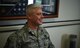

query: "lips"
xmin=37 ymin=19 xmax=43 ymax=25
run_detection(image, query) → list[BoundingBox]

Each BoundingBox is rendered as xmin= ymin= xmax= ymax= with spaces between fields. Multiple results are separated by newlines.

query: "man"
xmin=4 ymin=4 xmax=55 ymax=48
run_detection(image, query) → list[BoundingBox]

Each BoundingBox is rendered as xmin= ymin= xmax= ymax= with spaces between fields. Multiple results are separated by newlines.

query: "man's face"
xmin=29 ymin=8 xmax=43 ymax=26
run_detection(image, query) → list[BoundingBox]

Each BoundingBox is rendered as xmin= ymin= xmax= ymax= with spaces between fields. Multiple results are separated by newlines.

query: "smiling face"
xmin=27 ymin=8 xmax=43 ymax=26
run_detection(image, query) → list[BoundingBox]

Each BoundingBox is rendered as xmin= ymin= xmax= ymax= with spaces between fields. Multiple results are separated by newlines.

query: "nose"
xmin=41 ymin=15 xmax=44 ymax=19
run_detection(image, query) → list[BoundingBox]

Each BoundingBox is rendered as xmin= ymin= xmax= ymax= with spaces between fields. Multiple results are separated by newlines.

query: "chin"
xmin=39 ymin=22 xmax=42 ymax=25
xmin=37 ymin=23 xmax=42 ymax=26
xmin=39 ymin=24 xmax=42 ymax=25
xmin=36 ymin=21 xmax=43 ymax=25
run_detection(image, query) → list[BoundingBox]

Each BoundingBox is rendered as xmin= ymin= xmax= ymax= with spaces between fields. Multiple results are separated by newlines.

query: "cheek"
xmin=31 ymin=16 xmax=42 ymax=22
xmin=33 ymin=16 xmax=38 ymax=20
xmin=31 ymin=17 xmax=37 ymax=22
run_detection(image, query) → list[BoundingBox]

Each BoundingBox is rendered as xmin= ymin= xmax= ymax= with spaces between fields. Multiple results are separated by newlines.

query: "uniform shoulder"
xmin=8 ymin=29 xmax=25 ymax=40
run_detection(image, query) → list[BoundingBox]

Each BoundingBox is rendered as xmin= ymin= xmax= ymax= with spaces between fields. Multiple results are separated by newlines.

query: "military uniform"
xmin=4 ymin=24 xmax=55 ymax=48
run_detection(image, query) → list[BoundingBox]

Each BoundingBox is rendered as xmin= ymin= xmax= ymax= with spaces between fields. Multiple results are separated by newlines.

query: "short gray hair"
xmin=26 ymin=4 xmax=42 ymax=15
xmin=27 ymin=3 xmax=42 ymax=9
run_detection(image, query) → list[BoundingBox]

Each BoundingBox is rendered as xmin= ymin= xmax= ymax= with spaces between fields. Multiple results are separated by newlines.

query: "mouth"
xmin=38 ymin=19 xmax=43 ymax=24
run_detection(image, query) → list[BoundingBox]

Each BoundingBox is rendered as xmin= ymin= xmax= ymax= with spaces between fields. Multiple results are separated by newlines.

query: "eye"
xmin=37 ymin=13 xmax=43 ymax=16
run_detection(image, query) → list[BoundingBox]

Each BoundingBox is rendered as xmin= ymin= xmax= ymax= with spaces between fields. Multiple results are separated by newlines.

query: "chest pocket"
xmin=24 ymin=36 xmax=39 ymax=48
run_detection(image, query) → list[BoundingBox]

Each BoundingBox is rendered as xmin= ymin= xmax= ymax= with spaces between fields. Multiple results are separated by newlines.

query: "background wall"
xmin=45 ymin=0 xmax=80 ymax=48
xmin=0 ymin=0 xmax=80 ymax=48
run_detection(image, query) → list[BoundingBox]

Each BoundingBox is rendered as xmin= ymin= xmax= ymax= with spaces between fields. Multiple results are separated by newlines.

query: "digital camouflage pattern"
xmin=4 ymin=25 xmax=55 ymax=48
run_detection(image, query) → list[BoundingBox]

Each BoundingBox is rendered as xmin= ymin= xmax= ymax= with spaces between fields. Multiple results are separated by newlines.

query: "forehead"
xmin=32 ymin=8 xmax=42 ymax=12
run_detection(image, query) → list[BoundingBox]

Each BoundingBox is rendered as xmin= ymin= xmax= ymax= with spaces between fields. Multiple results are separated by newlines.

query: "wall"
xmin=44 ymin=0 xmax=80 ymax=48
xmin=0 ymin=0 xmax=80 ymax=48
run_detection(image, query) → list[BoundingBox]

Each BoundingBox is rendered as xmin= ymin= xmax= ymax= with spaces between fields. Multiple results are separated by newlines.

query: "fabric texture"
xmin=4 ymin=24 xmax=55 ymax=48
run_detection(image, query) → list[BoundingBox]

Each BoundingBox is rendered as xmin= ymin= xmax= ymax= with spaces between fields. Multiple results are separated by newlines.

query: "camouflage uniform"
xmin=4 ymin=24 xmax=55 ymax=48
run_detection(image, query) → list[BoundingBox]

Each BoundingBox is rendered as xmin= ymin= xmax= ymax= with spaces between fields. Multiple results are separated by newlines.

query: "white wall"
xmin=43 ymin=0 xmax=80 ymax=48
xmin=46 ymin=25 xmax=79 ymax=48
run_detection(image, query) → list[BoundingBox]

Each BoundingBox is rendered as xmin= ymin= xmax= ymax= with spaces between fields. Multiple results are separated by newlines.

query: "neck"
xmin=27 ymin=22 xmax=39 ymax=30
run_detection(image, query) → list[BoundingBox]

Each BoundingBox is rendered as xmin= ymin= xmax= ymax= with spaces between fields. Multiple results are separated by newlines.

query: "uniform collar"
xmin=23 ymin=24 xmax=43 ymax=36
